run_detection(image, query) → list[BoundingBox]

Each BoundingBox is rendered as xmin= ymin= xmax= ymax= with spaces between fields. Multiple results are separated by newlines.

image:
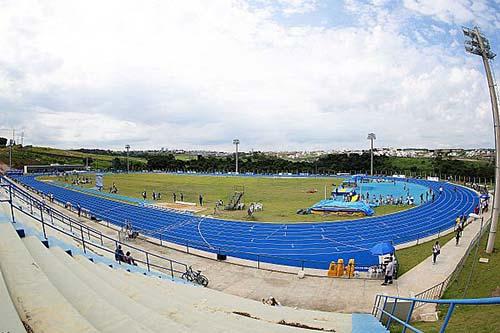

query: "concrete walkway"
xmin=1 ymin=186 xmax=489 ymax=314
xmin=396 ymin=212 xmax=489 ymax=299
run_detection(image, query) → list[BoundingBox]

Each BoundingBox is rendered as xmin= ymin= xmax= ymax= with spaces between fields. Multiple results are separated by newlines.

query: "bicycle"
xmin=182 ymin=266 xmax=209 ymax=287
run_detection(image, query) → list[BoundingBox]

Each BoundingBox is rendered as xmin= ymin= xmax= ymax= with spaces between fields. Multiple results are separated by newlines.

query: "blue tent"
xmin=370 ymin=242 xmax=395 ymax=255
xmin=309 ymin=199 xmax=374 ymax=216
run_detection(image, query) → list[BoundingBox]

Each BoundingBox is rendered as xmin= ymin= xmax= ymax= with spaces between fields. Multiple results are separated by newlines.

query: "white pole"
xmin=476 ymin=28 xmax=500 ymax=253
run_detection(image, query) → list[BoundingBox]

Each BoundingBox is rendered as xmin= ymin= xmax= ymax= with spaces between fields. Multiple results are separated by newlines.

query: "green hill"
xmin=0 ymin=145 xmax=147 ymax=170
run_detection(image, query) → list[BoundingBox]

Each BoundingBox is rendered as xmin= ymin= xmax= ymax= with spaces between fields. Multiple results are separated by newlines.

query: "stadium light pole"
xmin=125 ymin=144 xmax=130 ymax=173
xmin=9 ymin=139 xmax=13 ymax=169
xmin=367 ymin=133 xmax=376 ymax=176
xmin=463 ymin=26 xmax=498 ymax=253
xmin=233 ymin=139 xmax=240 ymax=174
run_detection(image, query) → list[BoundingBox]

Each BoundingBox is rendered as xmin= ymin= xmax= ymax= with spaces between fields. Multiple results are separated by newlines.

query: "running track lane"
xmin=12 ymin=176 xmax=479 ymax=270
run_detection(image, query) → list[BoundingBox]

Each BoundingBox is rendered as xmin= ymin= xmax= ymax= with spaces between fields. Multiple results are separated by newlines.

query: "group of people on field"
xmin=172 ymin=192 xmax=204 ymax=206
xmin=142 ymin=190 xmax=162 ymax=200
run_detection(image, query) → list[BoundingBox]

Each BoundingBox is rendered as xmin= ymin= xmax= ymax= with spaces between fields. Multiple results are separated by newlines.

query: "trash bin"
xmin=336 ymin=259 xmax=344 ymax=277
xmin=327 ymin=261 xmax=337 ymax=277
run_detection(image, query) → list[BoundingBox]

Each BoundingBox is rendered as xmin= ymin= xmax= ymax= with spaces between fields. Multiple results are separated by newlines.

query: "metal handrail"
xmin=1 ymin=181 xmax=190 ymax=279
xmin=372 ymin=294 xmax=500 ymax=333
xmin=2 ymin=178 xmax=189 ymax=268
xmin=377 ymin=294 xmax=500 ymax=305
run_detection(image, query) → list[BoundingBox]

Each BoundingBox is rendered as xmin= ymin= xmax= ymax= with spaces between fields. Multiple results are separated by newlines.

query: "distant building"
xmin=23 ymin=164 xmax=87 ymax=174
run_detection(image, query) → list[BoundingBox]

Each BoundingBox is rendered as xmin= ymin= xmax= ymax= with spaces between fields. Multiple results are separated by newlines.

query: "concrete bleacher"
xmin=0 ymin=222 xmax=98 ymax=333
xmin=0 ymin=261 xmax=25 ymax=333
xmin=0 ymin=210 xmax=391 ymax=333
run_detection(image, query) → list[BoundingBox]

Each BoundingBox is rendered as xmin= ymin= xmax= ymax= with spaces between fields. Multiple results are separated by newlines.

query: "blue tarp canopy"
xmin=309 ymin=199 xmax=374 ymax=216
xmin=370 ymin=242 xmax=395 ymax=255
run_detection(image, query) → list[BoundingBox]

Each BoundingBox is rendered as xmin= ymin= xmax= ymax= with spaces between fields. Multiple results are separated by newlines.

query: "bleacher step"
xmin=352 ymin=313 xmax=389 ymax=333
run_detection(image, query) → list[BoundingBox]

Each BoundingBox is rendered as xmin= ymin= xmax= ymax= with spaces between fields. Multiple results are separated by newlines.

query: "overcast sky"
xmin=1 ymin=0 xmax=499 ymax=152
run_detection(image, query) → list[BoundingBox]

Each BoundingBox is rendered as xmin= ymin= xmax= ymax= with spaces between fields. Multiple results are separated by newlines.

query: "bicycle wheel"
xmin=182 ymin=273 xmax=193 ymax=282
xmin=198 ymin=275 xmax=209 ymax=287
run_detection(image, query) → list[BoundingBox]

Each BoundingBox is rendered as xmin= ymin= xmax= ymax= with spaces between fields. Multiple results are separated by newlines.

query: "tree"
xmin=0 ymin=137 xmax=7 ymax=147
xmin=111 ymin=158 xmax=126 ymax=170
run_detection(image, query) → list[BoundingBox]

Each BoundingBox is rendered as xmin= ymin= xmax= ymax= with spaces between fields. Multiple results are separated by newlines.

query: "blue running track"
xmin=12 ymin=175 xmax=478 ymax=270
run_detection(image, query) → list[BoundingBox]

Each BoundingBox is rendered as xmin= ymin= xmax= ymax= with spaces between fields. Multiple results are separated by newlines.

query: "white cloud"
xmin=0 ymin=0 xmax=496 ymax=151
xmin=255 ymin=0 xmax=319 ymax=16
xmin=403 ymin=0 xmax=500 ymax=30
xmin=278 ymin=0 xmax=319 ymax=15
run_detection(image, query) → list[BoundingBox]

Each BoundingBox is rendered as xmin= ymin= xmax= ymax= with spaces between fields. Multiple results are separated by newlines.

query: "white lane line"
xmin=197 ymin=217 xmax=215 ymax=249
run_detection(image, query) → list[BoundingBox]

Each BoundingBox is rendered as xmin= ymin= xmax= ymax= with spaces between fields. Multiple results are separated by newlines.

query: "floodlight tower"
xmin=233 ymin=139 xmax=240 ymax=174
xmin=463 ymin=26 xmax=498 ymax=253
xmin=125 ymin=144 xmax=130 ymax=173
xmin=367 ymin=133 xmax=376 ymax=176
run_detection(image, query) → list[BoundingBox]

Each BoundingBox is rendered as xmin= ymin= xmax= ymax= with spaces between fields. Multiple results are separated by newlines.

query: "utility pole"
xmin=9 ymin=129 xmax=15 ymax=169
xmin=463 ymin=26 xmax=498 ymax=253
xmin=125 ymin=144 xmax=130 ymax=173
xmin=233 ymin=139 xmax=240 ymax=174
xmin=367 ymin=133 xmax=376 ymax=176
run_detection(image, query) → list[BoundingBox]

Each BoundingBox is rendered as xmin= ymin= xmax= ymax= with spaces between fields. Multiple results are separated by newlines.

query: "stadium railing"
xmin=0 ymin=178 xmax=190 ymax=280
xmin=371 ymin=294 xmax=500 ymax=333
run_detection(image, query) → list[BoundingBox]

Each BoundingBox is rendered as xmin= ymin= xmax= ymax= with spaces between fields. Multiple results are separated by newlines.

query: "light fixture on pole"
xmin=233 ymin=139 xmax=240 ymax=174
xmin=367 ymin=133 xmax=376 ymax=176
xmin=463 ymin=26 xmax=498 ymax=253
xmin=125 ymin=144 xmax=130 ymax=173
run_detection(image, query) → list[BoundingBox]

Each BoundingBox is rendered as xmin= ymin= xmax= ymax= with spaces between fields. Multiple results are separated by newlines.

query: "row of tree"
xmin=128 ymin=152 xmax=495 ymax=179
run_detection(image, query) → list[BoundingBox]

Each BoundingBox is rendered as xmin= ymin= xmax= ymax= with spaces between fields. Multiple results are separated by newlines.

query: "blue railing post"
xmin=80 ymin=225 xmax=86 ymax=253
xmin=402 ymin=300 xmax=416 ymax=333
xmin=372 ymin=295 xmax=380 ymax=315
xmin=386 ymin=298 xmax=398 ymax=329
xmin=8 ymin=185 xmax=15 ymax=223
xmin=40 ymin=205 xmax=47 ymax=239
xmin=381 ymin=296 xmax=388 ymax=323
xmin=439 ymin=303 xmax=456 ymax=333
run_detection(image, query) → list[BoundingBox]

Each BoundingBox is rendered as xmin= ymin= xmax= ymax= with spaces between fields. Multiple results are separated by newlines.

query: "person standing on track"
xmin=199 ymin=194 xmax=203 ymax=206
